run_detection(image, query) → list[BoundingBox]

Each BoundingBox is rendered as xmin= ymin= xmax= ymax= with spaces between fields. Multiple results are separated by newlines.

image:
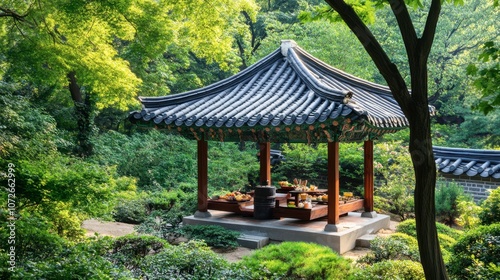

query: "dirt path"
xmin=82 ymin=219 xmax=136 ymax=237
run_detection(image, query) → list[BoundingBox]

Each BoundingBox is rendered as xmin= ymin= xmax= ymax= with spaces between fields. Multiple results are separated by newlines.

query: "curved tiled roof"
xmin=434 ymin=146 xmax=500 ymax=179
xmin=130 ymin=40 xmax=431 ymax=142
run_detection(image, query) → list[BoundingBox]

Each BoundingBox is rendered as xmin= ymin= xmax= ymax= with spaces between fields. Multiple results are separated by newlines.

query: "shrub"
xmin=135 ymin=189 xmax=197 ymax=243
xmin=140 ymin=240 xmax=249 ymax=280
xmin=12 ymin=252 xmax=132 ymax=280
xmin=106 ymin=235 xmax=168 ymax=278
xmin=437 ymin=232 xmax=457 ymax=263
xmin=374 ymin=143 xmax=415 ymax=220
xmin=395 ymin=219 xmax=459 ymax=262
xmin=479 ymin=187 xmax=500 ymax=225
xmin=435 ymin=180 xmax=472 ymax=226
xmin=448 ymin=223 xmax=500 ymax=280
xmin=373 ymin=195 xmax=391 ymax=214
xmin=358 ymin=233 xmax=420 ymax=265
xmin=113 ymin=197 xmax=148 ymax=224
xmin=181 ymin=225 xmax=240 ymax=249
xmin=111 ymin=234 xmax=167 ymax=257
xmin=396 ymin=219 xmax=462 ymax=240
xmin=456 ymin=199 xmax=481 ymax=229
xmin=0 ymin=213 xmax=66 ymax=263
xmin=6 ymin=238 xmax=131 ymax=280
xmin=353 ymin=260 xmax=425 ymax=280
xmin=239 ymin=241 xmax=354 ymax=279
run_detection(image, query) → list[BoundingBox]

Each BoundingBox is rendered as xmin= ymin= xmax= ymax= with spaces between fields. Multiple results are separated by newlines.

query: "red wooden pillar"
xmin=194 ymin=139 xmax=211 ymax=218
xmin=259 ymin=142 xmax=271 ymax=185
xmin=325 ymin=141 xmax=340 ymax=231
xmin=362 ymin=140 xmax=376 ymax=218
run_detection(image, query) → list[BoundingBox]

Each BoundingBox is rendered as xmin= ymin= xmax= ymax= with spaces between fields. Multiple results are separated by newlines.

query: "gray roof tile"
xmin=131 ymin=40 xmax=434 ymax=140
xmin=434 ymin=146 xmax=500 ymax=179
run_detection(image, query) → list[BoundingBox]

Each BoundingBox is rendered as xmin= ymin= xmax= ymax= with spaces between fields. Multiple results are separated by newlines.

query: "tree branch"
xmin=388 ymin=0 xmax=418 ymax=63
xmin=324 ymin=0 xmax=412 ymax=110
xmin=420 ymin=0 xmax=442 ymax=60
xmin=0 ymin=7 xmax=28 ymax=21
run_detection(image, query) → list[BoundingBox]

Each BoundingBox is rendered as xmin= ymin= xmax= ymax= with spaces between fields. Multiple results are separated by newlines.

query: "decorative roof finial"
xmin=343 ymin=91 xmax=354 ymax=104
xmin=281 ymin=40 xmax=298 ymax=56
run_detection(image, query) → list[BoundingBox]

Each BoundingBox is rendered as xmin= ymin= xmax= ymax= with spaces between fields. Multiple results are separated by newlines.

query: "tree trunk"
xmin=411 ymin=127 xmax=447 ymax=279
xmin=323 ymin=1 xmax=448 ymax=278
xmin=408 ymin=63 xmax=448 ymax=280
xmin=67 ymin=71 xmax=94 ymax=157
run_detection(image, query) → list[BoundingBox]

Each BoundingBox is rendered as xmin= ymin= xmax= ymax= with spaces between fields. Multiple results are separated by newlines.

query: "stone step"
xmin=237 ymin=234 xmax=269 ymax=249
xmin=356 ymin=234 xmax=377 ymax=248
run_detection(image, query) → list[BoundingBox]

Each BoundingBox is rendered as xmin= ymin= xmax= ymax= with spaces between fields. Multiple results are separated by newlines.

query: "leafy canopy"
xmin=0 ymin=0 xmax=258 ymax=107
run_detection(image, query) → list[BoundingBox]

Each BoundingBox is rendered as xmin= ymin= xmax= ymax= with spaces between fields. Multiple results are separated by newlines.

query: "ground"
xmin=81 ymin=219 xmax=398 ymax=262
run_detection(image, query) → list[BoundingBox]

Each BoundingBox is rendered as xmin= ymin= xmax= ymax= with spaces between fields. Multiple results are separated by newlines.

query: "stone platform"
xmin=183 ymin=210 xmax=390 ymax=254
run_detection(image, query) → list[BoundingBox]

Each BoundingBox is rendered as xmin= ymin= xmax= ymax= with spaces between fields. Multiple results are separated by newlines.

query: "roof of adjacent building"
xmin=130 ymin=40 xmax=432 ymax=142
xmin=434 ymin=146 xmax=500 ymax=179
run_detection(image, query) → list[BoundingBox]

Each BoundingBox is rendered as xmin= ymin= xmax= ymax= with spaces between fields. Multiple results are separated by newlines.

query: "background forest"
xmin=0 ymin=0 xmax=499 ymax=279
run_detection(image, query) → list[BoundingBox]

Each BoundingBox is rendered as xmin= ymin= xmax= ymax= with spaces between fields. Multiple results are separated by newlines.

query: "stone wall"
xmin=438 ymin=174 xmax=499 ymax=203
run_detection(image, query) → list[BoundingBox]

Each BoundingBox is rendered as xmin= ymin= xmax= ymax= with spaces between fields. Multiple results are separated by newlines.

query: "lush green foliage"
xmin=181 ymin=225 xmax=241 ymax=249
xmin=374 ymin=143 xmax=415 ymax=220
xmin=106 ymin=235 xmax=168 ymax=278
xmin=272 ymin=143 xmax=328 ymax=186
xmin=15 ymin=155 xmax=135 ymax=218
xmin=240 ymin=241 xmax=354 ymax=279
xmin=0 ymin=94 xmax=59 ymax=160
xmin=396 ymin=219 xmax=462 ymax=241
xmin=140 ymin=240 xmax=249 ymax=280
xmin=135 ymin=189 xmax=197 ymax=243
xmin=467 ymin=41 xmax=500 ymax=115
xmin=207 ymin=142 xmax=259 ymax=191
xmin=91 ymin=131 xmax=198 ymax=191
xmin=456 ymin=199 xmax=482 ymax=230
xmin=0 ymin=0 xmax=259 ymax=104
xmin=395 ymin=219 xmax=460 ymax=262
xmin=448 ymin=223 xmax=500 ymax=279
xmin=0 ymin=94 xmax=137 ymax=240
xmin=435 ymin=180 xmax=473 ymax=226
xmin=92 ymin=131 xmax=259 ymax=192
xmin=358 ymin=233 xmax=420 ymax=265
xmin=273 ymin=142 xmax=366 ymax=192
xmin=113 ymin=196 xmax=149 ymax=225
xmin=0 ymin=213 xmax=66 ymax=264
xmin=479 ymin=187 xmax=500 ymax=225
xmin=1 ymin=1 xmax=498 ymax=279
xmin=353 ymin=260 xmax=425 ymax=280
xmin=0 ymin=234 xmax=131 ymax=280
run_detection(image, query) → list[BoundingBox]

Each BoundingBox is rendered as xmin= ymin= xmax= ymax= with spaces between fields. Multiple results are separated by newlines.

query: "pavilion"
xmin=130 ymin=40 xmax=431 ymax=233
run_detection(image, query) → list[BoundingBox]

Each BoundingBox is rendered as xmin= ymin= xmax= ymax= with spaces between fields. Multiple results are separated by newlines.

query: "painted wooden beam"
xmin=362 ymin=140 xmax=376 ymax=217
xmin=326 ymin=141 xmax=340 ymax=229
xmin=259 ymin=142 xmax=271 ymax=185
xmin=195 ymin=139 xmax=210 ymax=217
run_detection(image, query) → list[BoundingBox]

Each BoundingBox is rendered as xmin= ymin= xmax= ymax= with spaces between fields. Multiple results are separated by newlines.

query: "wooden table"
xmin=273 ymin=198 xmax=365 ymax=221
